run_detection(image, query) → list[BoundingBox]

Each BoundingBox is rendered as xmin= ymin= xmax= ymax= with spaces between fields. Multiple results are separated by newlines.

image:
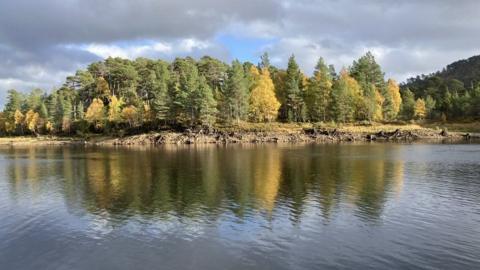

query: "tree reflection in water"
xmin=2 ymin=144 xmax=405 ymax=224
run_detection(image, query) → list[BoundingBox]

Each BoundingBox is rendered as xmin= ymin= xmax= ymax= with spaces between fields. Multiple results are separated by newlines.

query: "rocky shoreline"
xmin=1 ymin=127 xmax=478 ymax=146
xmin=96 ymin=128 xmax=478 ymax=146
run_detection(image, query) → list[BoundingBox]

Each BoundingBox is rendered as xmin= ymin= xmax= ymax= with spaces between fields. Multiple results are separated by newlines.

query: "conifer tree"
xmin=283 ymin=55 xmax=305 ymax=122
xmin=400 ymin=88 xmax=415 ymax=119
xmin=331 ymin=70 xmax=357 ymax=122
xmin=224 ymin=60 xmax=249 ymax=123
xmin=306 ymin=58 xmax=333 ymax=122
xmin=195 ymin=76 xmax=217 ymax=126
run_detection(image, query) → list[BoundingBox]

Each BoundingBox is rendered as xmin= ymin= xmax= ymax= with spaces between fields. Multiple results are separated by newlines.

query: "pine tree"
xmin=283 ymin=55 xmax=305 ymax=122
xmin=224 ymin=60 xmax=249 ymax=123
xmin=47 ymin=91 xmax=58 ymax=123
xmin=95 ymin=76 xmax=110 ymax=100
xmin=350 ymin=52 xmax=386 ymax=94
xmin=26 ymin=89 xmax=44 ymax=111
xmin=76 ymin=102 xmax=84 ymax=120
xmin=259 ymin=52 xmax=270 ymax=70
xmin=425 ymin=95 xmax=436 ymax=119
xmin=150 ymin=61 xmax=171 ymax=124
xmin=195 ymin=76 xmax=217 ymax=126
xmin=331 ymin=70 xmax=358 ymax=123
xmin=364 ymin=83 xmax=378 ymax=121
xmin=400 ymin=88 xmax=415 ymax=119
xmin=4 ymin=89 xmax=24 ymax=118
xmin=39 ymin=102 xmax=49 ymax=119
xmin=306 ymin=58 xmax=333 ymax=122
xmin=443 ymin=90 xmax=453 ymax=117
xmin=169 ymin=57 xmax=200 ymax=125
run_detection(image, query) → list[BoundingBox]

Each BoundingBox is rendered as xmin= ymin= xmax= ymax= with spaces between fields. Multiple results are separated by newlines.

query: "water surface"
xmin=0 ymin=143 xmax=479 ymax=269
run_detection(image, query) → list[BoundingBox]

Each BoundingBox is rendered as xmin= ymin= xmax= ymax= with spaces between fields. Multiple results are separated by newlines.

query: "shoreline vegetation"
xmin=1 ymin=52 xmax=479 ymax=144
xmin=1 ymin=122 xmax=478 ymax=146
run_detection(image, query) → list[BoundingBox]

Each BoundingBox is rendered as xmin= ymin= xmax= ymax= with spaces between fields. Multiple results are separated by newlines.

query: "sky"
xmin=1 ymin=0 xmax=480 ymax=106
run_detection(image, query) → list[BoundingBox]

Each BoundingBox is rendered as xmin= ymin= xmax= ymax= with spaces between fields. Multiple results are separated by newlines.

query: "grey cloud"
xmin=1 ymin=0 xmax=480 ymax=107
xmin=0 ymin=0 xmax=281 ymax=49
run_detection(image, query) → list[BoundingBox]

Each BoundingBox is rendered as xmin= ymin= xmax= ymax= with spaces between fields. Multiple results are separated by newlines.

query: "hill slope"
xmin=400 ymin=55 xmax=480 ymax=119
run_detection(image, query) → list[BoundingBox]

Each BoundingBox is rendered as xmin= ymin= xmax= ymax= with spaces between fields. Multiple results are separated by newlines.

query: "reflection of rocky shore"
xmin=3 ymin=145 xmax=406 ymax=223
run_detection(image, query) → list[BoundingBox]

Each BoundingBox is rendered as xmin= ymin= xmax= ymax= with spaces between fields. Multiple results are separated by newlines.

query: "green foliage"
xmin=400 ymin=88 xmax=415 ymax=120
xmin=223 ymin=60 xmax=249 ymax=123
xmin=4 ymin=89 xmax=24 ymax=117
xmin=350 ymin=51 xmax=386 ymax=95
xmin=195 ymin=76 xmax=218 ymax=126
xmin=331 ymin=71 xmax=356 ymax=123
xmin=305 ymin=58 xmax=332 ymax=122
xmin=282 ymin=55 xmax=306 ymax=122
xmin=402 ymin=55 xmax=480 ymax=119
xmin=2 ymin=53 xmax=478 ymax=137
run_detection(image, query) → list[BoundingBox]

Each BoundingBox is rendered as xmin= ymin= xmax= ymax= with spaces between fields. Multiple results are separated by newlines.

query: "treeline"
xmin=0 ymin=52 xmax=477 ymax=136
xmin=402 ymin=55 xmax=480 ymax=120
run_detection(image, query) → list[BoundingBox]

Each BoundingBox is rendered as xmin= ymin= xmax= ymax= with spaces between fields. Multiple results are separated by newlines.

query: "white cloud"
xmin=82 ymin=41 xmax=172 ymax=59
xmin=77 ymin=38 xmax=215 ymax=60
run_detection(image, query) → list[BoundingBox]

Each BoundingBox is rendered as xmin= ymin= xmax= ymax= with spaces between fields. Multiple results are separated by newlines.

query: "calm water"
xmin=0 ymin=143 xmax=479 ymax=270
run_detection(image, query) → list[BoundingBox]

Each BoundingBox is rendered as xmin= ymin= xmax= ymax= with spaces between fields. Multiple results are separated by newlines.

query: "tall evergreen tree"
xmin=350 ymin=52 xmax=386 ymax=94
xmin=400 ymin=88 xmax=415 ymax=119
xmin=283 ymin=55 xmax=305 ymax=122
xmin=224 ymin=60 xmax=249 ymax=123
xmin=306 ymin=58 xmax=333 ymax=122
xmin=195 ymin=76 xmax=218 ymax=126
xmin=172 ymin=57 xmax=199 ymax=125
xmin=331 ymin=70 xmax=357 ymax=122
xmin=4 ymin=89 xmax=24 ymax=117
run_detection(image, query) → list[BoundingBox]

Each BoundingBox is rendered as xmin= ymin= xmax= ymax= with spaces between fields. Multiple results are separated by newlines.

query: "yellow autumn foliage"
xmin=108 ymin=95 xmax=124 ymax=122
xmin=249 ymin=67 xmax=281 ymax=122
xmin=122 ymin=105 xmax=138 ymax=127
xmin=414 ymin=98 xmax=426 ymax=119
xmin=24 ymin=110 xmax=40 ymax=133
xmin=85 ymin=98 xmax=105 ymax=128
xmin=386 ymin=79 xmax=402 ymax=119
xmin=14 ymin=109 xmax=24 ymax=126
xmin=374 ymin=90 xmax=385 ymax=121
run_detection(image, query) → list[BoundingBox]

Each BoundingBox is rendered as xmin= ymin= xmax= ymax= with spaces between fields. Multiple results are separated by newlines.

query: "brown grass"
xmin=422 ymin=122 xmax=480 ymax=133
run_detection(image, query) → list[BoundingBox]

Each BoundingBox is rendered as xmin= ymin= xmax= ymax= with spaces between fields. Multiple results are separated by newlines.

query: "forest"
xmin=1 ymin=52 xmax=479 ymax=136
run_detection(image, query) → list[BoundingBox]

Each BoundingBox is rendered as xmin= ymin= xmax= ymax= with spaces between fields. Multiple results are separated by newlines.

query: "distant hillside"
xmin=401 ymin=55 xmax=480 ymax=119
xmin=402 ymin=55 xmax=480 ymax=97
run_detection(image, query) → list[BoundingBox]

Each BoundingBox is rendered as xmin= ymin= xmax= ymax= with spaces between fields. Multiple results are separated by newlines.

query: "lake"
xmin=0 ymin=143 xmax=479 ymax=269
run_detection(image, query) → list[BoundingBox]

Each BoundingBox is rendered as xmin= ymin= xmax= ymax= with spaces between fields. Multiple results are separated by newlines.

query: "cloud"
xmin=1 ymin=0 xmax=480 ymax=108
xmin=0 ymin=0 xmax=281 ymax=49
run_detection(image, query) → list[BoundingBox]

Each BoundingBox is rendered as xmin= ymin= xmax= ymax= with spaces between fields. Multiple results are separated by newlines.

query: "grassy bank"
xmin=217 ymin=121 xmax=479 ymax=134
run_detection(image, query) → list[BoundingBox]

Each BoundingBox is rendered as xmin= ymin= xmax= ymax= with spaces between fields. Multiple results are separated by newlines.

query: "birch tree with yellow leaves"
xmin=249 ymin=67 xmax=281 ymax=122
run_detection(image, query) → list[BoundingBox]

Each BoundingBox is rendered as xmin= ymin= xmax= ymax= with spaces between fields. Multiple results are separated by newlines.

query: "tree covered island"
xmin=0 ymin=52 xmax=479 ymax=143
